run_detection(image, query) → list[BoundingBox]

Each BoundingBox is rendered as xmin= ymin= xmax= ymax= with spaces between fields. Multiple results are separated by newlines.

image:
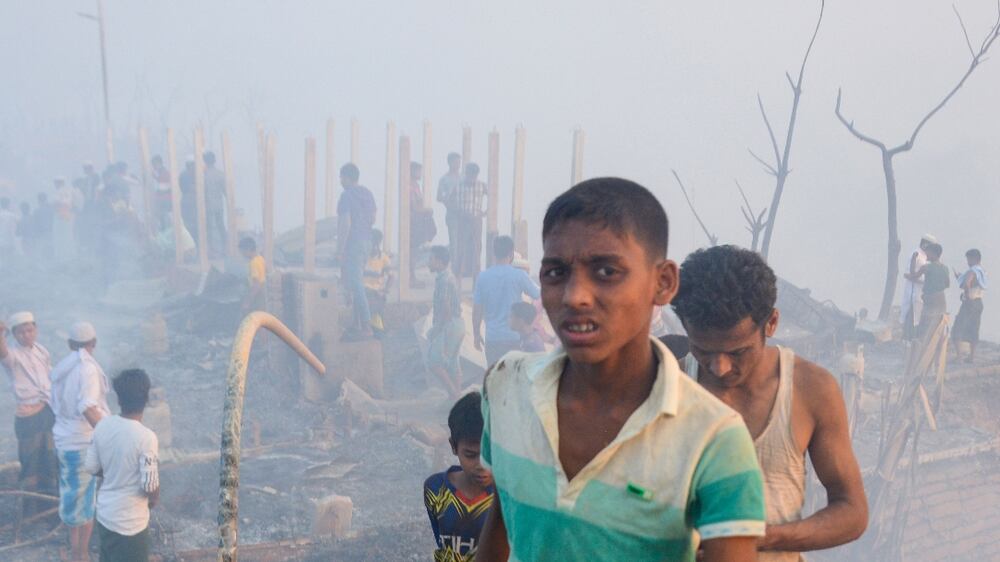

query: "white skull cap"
xmin=69 ymin=321 xmax=97 ymax=343
xmin=8 ymin=311 xmax=34 ymax=328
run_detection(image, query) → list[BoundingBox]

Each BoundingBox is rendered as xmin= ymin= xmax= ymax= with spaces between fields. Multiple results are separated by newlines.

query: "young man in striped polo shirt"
xmin=476 ymin=178 xmax=766 ymax=562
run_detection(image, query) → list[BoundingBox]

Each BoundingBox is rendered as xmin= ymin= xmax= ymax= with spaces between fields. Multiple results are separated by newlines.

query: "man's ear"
xmin=654 ymin=259 xmax=680 ymax=306
xmin=764 ymin=308 xmax=780 ymax=338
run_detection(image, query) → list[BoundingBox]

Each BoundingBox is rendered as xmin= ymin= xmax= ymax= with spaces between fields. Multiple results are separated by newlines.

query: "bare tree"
xmin=835 ymin=3 xmax=1000 ymax=320
xmin=736 ymin=179 xmax=768 ymax=252
xmin=751 ymin=0 xmax=825 ymax=259
xmin=671 ymin=169 xmax=718 ymax=247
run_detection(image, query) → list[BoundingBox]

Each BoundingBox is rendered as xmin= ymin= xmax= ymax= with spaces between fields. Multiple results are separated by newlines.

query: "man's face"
xmin=340 ymin=174 xmax=354 ymax=188
xmin=452 ymin=438 xmax=493 ymax=488
xmin=13 ymin=323 xmax=37 ymax=348
xmin=920 ymin=240 xmax=931 ymax=251
xmin=448 ymin=157 xmax=460 ymax=172
xmin=684 ymin=312 xmax=778 ymax=389
xmin=540 ymin=221 xmax=676 ymax=366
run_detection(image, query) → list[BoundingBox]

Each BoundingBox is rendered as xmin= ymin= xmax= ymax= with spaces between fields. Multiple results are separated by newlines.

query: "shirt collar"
xmin=529 ymin=336 xmax=681 ymax=421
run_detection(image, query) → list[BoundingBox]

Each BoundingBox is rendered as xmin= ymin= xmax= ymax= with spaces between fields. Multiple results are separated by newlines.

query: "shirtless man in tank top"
xmin=671 ymin=246 xmax=868 ymax=561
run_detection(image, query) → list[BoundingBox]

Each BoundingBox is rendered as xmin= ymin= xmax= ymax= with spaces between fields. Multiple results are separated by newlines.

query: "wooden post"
xmin=398 ymin=135 xmax=412 ymax=297
xmin=324 ymin=119 xmax=336 ymax=218
xmin=462 ymin=125 xmax=472 ymax=168
xmin=571 ymin=127 xmax=585 ymax=185
xmin=263 ymin=134 xmax=276 ymax=269
xmin=422 ymin=120 xmax=433 ymax=209
xmin=137 ymin=126 xmax=154 ymax=231
xmin=511 ymin=125 xmax=527 ymax=257
xmin=222 ymin=131 xmax=238 ymax=257
xmin=304 ymin=137 xmax=317 ymax=274
xmin=383 ymin=122 xmax=397 ymax=252
xmin=350 ymin=118 xmax=360 ymax=164
xmin=106 ymin=126 xmax=115 ymax=164
xmin=194 ymin=128 xmax=209 ymax=271
xmin=166 ymin=128 xmax=184 ymax=265
xmin=486 ymin=129 xmax=500 ymax=266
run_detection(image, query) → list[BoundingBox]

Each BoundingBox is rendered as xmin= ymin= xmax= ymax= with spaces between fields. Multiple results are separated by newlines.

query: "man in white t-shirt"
xmin=85 ymin=369 xmax=160 ymax=562
xmin=50 ymin=321 xmax=110 ymax=562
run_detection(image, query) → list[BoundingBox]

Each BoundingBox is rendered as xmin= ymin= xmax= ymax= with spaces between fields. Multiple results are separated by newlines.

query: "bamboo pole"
xmin=422 ymin=120 xmax=433 ymax=209
xmin=350 ymin=118 xmax=360 ymax=164
xmin=486 ymin=129 xmax=500 ymax=266
xmin=222 ymin=131 xmax=238 ymax=257
xmin=511 ymin=125 xmax=527 ymax=257
xmin=324 ymin=119 xmax=336 ymax=218
xmin=383 ymin=122 xmax=397 ymax=252
xmin=138 ymin=126 xmax=154 ymax=232
xmin=263 ymin=134 xmax=276 ymax=269
xmin=303 ymin=137 xmax=317 ymax=274
xmin=462 ymin=125 xmax=472 ymax=167
xmin=105 ymin=126 xmax=115 ymax=164
xmin=398 ymin=135 xmax=412 ymax=297
xmin=166 ymin=129 xmax=184 ymax=265
xmin=571 ymin=127 xmax=585 ymax=185
xmin=217 ymin=312 xmax=325 ymax=562
xmin=193 ymin=128 xmax=209 ymax=270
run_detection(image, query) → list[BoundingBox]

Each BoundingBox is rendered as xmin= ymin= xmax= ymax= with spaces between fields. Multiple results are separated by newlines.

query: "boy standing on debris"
xmin=906 ymin=242 xmax=949 ymax=337
xmin=337 ymin=163 xmax=378 ymax=341
xmin=85 ymin=369 xmax=160 ymax=562
xmin=51 ymin=321 xmax=111 ymax=562
xmin=0 ymin=312 xmax=59 ymax=513
xmin=472 ymin=235 xmax=540 ymax=367
xmin=672 ymin=245 xmax=868 ymax=562
xmin=952 ymin=248 xmax=987 ymax=363
xmin=427 ymin=245 xmax=465 ymax=397
xmin=476 ymin=179 xmax=766 ymax=562
xmin=424 ymin=392 xmax=494 ymax=562
xmin=239 ymin=237 xmax=266 ymax=312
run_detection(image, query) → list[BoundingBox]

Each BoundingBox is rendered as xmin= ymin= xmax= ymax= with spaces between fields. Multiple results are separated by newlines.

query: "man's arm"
xmin=474 ymin=492 xmax=510 ymax=561
xmin=701 ymin=537 xmax=758 ymax=562
xmin=472 ymin=304 xmax=485 ymax=351
xmin=904 ymin=264 xmax=927 ymax=282
xmin=79 ymin=366 xmax=106 ymax=428
xmin=519 ymin=271 xmax=540 ymax=300
xmin=140 ymin=435 xmax=160 ymax=508
xmin=83 ymin=441 xmax=101 ymax=477
xmin=0 ymin=321 xmax=10 ymax=363
xmin=759 ymin=364 xmax=868 ymax=552
xmin=336 ymin=213 xmax=350 ymax=257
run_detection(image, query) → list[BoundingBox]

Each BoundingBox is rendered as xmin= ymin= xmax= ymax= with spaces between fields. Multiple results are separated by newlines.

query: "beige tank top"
xmin=686 ymin=346 xmax=805 ymax=562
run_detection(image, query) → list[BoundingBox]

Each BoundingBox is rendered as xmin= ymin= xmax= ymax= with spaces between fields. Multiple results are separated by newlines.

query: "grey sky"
xmin=3 ymin=0 xmax=998 ymax=337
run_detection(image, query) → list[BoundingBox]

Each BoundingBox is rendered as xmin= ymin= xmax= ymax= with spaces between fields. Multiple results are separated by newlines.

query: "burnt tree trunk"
xmin=880 ymin=149 xmax=902 ymax=320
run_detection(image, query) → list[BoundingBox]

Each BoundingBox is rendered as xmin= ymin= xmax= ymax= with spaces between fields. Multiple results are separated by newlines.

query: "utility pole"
xmin=78 ymin=0 xmax=113 ymax=163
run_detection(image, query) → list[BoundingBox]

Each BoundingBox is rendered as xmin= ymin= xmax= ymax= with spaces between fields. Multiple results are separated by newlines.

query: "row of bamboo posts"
xmin=133 ymin=121 xmax=588 ymax=297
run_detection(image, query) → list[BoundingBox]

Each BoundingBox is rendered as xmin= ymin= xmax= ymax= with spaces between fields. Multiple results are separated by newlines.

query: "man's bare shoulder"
xmin=792 ymin=354 xmax=847 ymax=415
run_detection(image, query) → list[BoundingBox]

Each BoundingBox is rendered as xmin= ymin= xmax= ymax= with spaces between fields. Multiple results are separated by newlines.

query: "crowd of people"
xmin=1 ymin=315 xmax=159 ymax=561
xmin=901 ymin=234 xmax=988 ymax=361
xmin=418 ymin=179 xmax=876 ymax=562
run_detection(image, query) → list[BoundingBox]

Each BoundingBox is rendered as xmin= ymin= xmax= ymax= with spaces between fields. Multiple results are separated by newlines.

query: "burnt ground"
xmin=3 ymin=260 xmax=1000 ymax=561
xmin=0 ymin=262 xmax=455 ymax=561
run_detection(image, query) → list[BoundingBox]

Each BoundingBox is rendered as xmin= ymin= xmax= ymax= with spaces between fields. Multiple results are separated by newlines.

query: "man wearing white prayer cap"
xmin=50 ymin=320 xmax=110 ymax=561
xmin=901 ymin=234 xmax=938 ymax=339
xmin=0 ymin=311 xmax=58 ymax=510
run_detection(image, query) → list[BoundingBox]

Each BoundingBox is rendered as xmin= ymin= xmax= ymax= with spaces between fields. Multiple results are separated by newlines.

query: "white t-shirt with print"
xmin=84 ymin=415 xmax=160 ymax=536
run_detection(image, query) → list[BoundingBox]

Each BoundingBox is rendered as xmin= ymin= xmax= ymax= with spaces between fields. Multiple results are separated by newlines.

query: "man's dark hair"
xmin=152 ymin=155 xmax=163 ymax=165
xmin=340 ymin=163 xmax=360 ymax=182
xmin=542 ymin=178 xmax=668 ymax=261
xmin=447 ymin=152 xmax=461 ymax=164
xmin=967 ymin=248 xmax=982 ymax=263
xmin=203 ymin=151 xmax=217 ymax=166
xmin=448 ymin=391 xmax=484 ymax=446
xmin=672 ymin=245 xmax=777 ymax=331
xmin=493 ymin=236 xmax=514 ymax=260
xmin=511 ymin=301 xmax=537 ymax=325
xmin=926 ymin=243 xmax=943 ymax=260
xmin=464 ymin=162 xmax=480 ymax=177
xmin=238 ymin=237 xmax=257 ymax=252
xmin=430 ymin=245 xmax=450 ymax=265
xmin=113 ymin=369 xmax=151 ymax=415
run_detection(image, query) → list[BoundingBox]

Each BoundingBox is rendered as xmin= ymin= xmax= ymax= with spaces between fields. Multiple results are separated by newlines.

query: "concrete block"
xmin=144 ymin=387 xmax=173 ymax=449
xmin=312 ymin=494 xmax=353 ymax=538
xmin=329 ymin=339 xmax=384 ymax=398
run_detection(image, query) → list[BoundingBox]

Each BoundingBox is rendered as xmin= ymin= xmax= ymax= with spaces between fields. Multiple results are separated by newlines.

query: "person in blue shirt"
xmin=472 ymin=236 xmax=540 ymax=366
xmin=424 ymin=392 xmax=494 ymax=562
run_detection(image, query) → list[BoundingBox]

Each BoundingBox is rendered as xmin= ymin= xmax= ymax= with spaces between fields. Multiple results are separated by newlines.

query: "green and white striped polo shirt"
xmin=481 ymin=337 xmax=765 ymax=561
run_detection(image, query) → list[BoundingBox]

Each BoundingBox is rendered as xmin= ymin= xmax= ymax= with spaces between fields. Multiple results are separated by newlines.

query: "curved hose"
xmin=217 ymin=312 xmax=325 ymax=562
